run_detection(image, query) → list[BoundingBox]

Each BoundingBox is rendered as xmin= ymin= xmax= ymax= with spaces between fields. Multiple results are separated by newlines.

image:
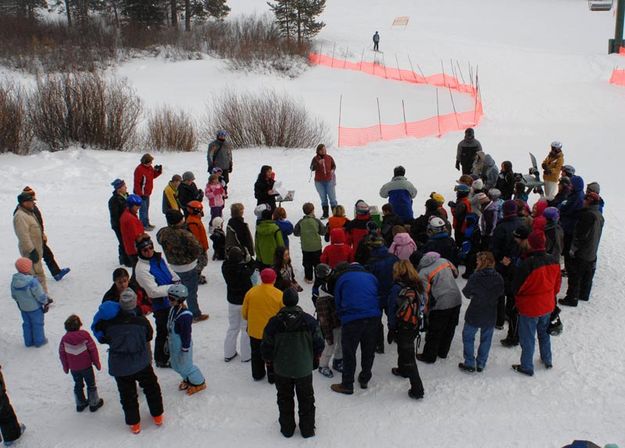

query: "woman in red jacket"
xmin=133 ymin=153 xmax=162 ymax=230
xmin=310 ymin=144 xmax=337 ymax=220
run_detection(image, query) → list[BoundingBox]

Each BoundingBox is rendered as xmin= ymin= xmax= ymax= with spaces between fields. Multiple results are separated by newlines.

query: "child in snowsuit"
xmin=312 ymin=264 xmax=343 ymax=378
xmin=389 ymin=227 xmax=417 ymax=260
xmin=59 ymin=314 xmax=104 ymax=412
xmin=325 ymin=205 xmax=349 ymax=243
xmin=10 ymin=257 xmax=50 ymax=347
xmin=320 ymin=227 xmax=353 ymax=268
xmin=167 ymin=285 xmax=206 ymax=395
xmin=205 ymin=173 xmax=226 ymax=222
xmin=459 ymin=252 xmax=504 ymax=372
xmin=293 ymin=203 xmax=326 ymax=283
xmin=387 ymin=260 xmax=426 ymax=399
xmin=210 ymin=217 xmax=226 ymax=261
xmin=261 ymin=288 xmax=325 ymax=438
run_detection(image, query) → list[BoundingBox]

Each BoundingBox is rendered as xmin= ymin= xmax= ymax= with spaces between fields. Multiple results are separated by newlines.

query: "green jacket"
xmin=261 ymin=306 xmax=325 ymax=379
xmin=294 ymin=215 xmax=326 ymax=252
xmin=255 ymin=220 xmax=284 ymax=266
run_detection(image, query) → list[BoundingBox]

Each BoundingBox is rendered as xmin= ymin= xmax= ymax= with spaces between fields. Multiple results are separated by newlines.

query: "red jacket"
xmin=310 ymin=155 xmax=336 ymax=182
xmin=532 ymin=201 xmax=548 ymax=233
xmin=321 ymin=228 xmax=353 ymax=268
xmin=59 ymin=330 xmax=101 ymax=373
xmin=344 ymin=214 xmax=370 ymax=252
xmin=120 ymin=208 xmax=144 ymax=256
xmin=513 ymin=251 xmax=561 ymax=317
xmin=134 ymin=164 xmax=161 ymax=196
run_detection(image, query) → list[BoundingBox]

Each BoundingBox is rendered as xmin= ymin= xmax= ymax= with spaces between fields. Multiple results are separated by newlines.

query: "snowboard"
xmin=522 ymin=152 xmax=544 ymax=194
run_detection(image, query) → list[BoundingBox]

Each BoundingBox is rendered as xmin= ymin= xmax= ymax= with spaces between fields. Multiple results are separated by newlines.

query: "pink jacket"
xmin=205 ymin=183 xmax=225 ymax=208
xmin=59 ymin=330 xmax=101 ymax=373
xmin=389 ymin=233 xmax=417 ymax=260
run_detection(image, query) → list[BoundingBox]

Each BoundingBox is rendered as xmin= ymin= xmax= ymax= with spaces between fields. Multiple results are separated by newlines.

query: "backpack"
xmin=395 ymin=286 xmax=425 ymax=331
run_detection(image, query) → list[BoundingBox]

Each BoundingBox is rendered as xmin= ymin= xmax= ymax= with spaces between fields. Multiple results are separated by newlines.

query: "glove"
xmin=387 ymin=329 xmax=397 ymax=345
xmin=43 ymin=303 xmax=50 ymax=313
xmin=447 ymin=201 xmax=456 ymax=209
xmin=541 ymin=162 xmax=548 ymax=170
xmin=154 ymin=164 xmax=163 ymax=173
xmin=313 ymin=356 xmax=320 ymax=369
xmin=28 ymin=249 xmax=39 ymax=264
xmin=455 ymin=160 xmax=460 ymax=171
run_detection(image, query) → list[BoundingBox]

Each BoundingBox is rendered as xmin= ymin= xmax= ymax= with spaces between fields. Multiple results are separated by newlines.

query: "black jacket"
xmin=412 ymin=233 xmax=459 ymax=267
xmin=254 ymin=177 xmax=277 ymax=209
xmin=226 ymin=217 xmax=255 ymax=257
xmin=462 ymin=268 xmax=504 ymax=328
xmin=496 ymin=171 xmax=515 ymax=200
xmin=221 ymin=259 xmax=255 ymax=305
xmin=544 ymin=221 xmax=564 ymax=260
xmin=381 ymin=213 xmax=404 ymax=246
xmin=108 ymin=193 xmax=127 ymax=230
xmin=490 ymin=216 xmax=522 ymax=265
xmin=177 ymin=182 xmax=203 ymax=212
xmin=571 ymin=205 xmax=604 ymax=262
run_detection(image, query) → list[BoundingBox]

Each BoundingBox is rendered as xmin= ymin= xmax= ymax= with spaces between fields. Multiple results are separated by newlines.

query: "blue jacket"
xmin=95 ymin=306 xmax=153 ymax=377
xmin=559 ymin=175 xmax=585 ymax=235
xmin=462 ymin=268 xmax=504 ymax=328
xmin=148 ymin=254 xmax=174 ymax=312
xmin=334 ymin=264 xmax=382 ymax=325
xmin=91 ymin=301 xmax=121 ymax=343
xmin=10 ymin=273 xmax=48 ymax=312
xmin=380 ymin=176 xmax=417 ymax=222
xmin=275 ymin=219 xmax=294 ymax=249
xmin=366 ymin=246 xmax=398 ymax=305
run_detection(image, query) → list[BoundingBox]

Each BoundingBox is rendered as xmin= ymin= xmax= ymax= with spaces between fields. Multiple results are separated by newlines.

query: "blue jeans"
xmin=176 ymin=269 xmax=201 ymax=317
xmin=20 ymin=309 xmax=45 ymax=347
xmin=314 ymin=181 xmax=337 ymax=208
xmin=71 ymin=367 xmax=100 ymax=407
xmin=139 ymin=195 xmax=151 ymax=227
xmin=518 ymin=313 xmax=552 ymax=373
xmin=462 ymin=323 xmax=494 ymax=369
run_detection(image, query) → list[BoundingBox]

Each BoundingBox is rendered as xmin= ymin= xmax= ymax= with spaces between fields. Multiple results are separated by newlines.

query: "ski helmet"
xmin=126 ymin=194 xmax=142 ymax=207
xmin=168 ymin=284 xmax=189 ymax=301
xmin=254 ymin=204 xmax=270 ymax=218
xmin=543 ymin=207 xmax=560 ymax=222
xmin=187 ymin=200 xmax=203 ymax=215
xmin=211 ymin=216 xmax=224 ymax=229
xmin=135 ymin=236 xmax=153 ymax=251
xmin=551 ymin=141 xmax=562 ymax=150
xmin=427 ymin=217 xmax=446 ymax=234
xmin=216 ymin=130 xmax=228 ymax=139
xmin=455 ymin=184 xmax=470 ymax=193
xmin=315 ymin=263 xmax=332 ymax=280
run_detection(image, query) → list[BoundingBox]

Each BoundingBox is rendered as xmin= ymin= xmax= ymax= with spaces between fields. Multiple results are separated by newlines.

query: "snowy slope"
xmin=2 ymin=0 xmax=625 ymax=447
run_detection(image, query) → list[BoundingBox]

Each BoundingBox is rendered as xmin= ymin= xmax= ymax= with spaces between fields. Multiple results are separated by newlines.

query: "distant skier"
xmin=456 ymin=128 xmax=483 ymax=175
xmin=373 ymin=32 xmax=380 ymax=51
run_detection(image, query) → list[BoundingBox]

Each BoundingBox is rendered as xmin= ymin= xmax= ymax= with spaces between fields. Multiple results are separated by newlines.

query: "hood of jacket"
xmin=98 ymin=300 xmax=122 ymax=321
xmin=571 ymin=175 xmax=585 ymax=193
xmin=484 ymin=154 xmax=495 ymax=168
xmin=330 ymin=227 xmax=346 ymax=244
xmin=11 ymin=272 xmax=34 ymax=290
xmin=393 ymin=232 xmax=414 ymax=246
xmin=534 ymin=200 xmax=548 ymax=217
xmin=418 ymin=251 xmax=441 ymax=269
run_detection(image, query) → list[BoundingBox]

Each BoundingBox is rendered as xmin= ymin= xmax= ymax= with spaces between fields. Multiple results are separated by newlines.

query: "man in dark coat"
xmin=559 ymin=192 xmax=604 ymax=307
xmin=456 ymin=128 xmax=483 ymax=174
xmin=108 ymin=179 xmax=131 ymax=267
xmin=207 ymin=130 xmax=233 ymax=184
xmin=177 ymin=172 xmax=204 ymax=216
xmin=261 ymin=289 xmax=324 ymax=438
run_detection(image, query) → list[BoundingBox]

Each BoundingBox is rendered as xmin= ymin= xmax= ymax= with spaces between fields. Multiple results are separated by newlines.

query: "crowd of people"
xmin=3 ymin=128 xmax=605 ymax=444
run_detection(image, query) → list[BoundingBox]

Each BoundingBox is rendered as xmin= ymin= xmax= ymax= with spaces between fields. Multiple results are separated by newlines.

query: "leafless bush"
xmin=0 ymin=83 xmax=33 ymax=154
xmin=29 ymin=72 xmax=141 ymax=151
xmin=210 ymin=90 xmax=328 ymax=149
xmin=146 ymin=107 xmax=198 ymax=152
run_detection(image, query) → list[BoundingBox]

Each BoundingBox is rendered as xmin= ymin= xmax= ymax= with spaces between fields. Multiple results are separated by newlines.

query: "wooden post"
xmin=331 ymin=42 xmax=336 ymax=68
xmin=448 ymin=85 xmax=460 ymax=129
xmin=338 ymin=94 xmax=343 ymax=147
xmin=376 ymin=97 xmax=383 ymax=140
xmin=395 ymin=54 xmax=402 ymax=81
xmin=408 ymin=54 xmax=418 ymax=82
xmin=402 ymin=99 xmax=408 ymax=136
xmin=436 ymin=88 xmax=441 ymax=137
xmin=360 ymin=48 xmax=365 ymax=71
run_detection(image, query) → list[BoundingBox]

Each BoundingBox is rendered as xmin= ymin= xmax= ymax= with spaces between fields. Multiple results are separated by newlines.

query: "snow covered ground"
xmin=2 ymin=0 xmax=625 ymax=447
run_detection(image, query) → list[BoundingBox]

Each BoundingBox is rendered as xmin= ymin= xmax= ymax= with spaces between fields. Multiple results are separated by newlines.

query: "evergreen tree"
xmin=121 ymin=0 xmax=166 ymax=26
xmin=204 ymin=0 xmax=229 ymax=20
xmin=0 ymin=0 xmax=47 ymax=19
xmin=267 ymin=0 xmax=325 ymax=43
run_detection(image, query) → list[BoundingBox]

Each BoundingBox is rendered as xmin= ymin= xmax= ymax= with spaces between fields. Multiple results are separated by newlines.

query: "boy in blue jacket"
xmin=10 ymin=258 xmax=50 ymax=347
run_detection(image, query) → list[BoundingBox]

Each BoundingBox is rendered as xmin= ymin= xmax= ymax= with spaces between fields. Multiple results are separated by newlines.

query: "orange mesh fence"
xmin=309 ymin=52 xmax=483 ymax=147
xmin=610 ymin=69 xmax=625 ymax=86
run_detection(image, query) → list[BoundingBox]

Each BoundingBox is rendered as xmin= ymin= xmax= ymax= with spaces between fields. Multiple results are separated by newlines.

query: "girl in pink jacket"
xmin=205 ymin=174 xmax=226 ymax=222
xmin=389 ymin=230 xmax=417 ymax=260
xmin=59 ymin=315 xmax=104 ymax=413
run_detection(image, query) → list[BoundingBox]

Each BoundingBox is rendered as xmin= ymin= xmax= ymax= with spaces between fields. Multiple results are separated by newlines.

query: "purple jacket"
xmin=59 ymin=330 xmax=101 ymax=373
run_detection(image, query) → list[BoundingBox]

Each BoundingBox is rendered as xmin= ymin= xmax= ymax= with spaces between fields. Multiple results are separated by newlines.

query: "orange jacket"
xmin=186 ymin=214 xmax=209 ymax=251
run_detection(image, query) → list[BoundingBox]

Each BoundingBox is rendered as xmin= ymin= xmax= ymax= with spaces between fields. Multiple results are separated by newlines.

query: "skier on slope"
xmin=373 ymin=32 xmax=380 ymax=51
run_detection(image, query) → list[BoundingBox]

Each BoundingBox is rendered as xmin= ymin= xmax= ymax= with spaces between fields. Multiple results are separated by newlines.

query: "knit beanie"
xmin=355 ymin=200 xmax=369 ymax=215
xmin=472 ymin=179 xmax=484 ymax=191
xmin=15 ymin=257 xmax=33 ymax=274
xmin=586 ymin=182 xmax=600 ymax=194
xmin=283 ymin=288 xmax=299 ymax=307
xmin=260 ymin=268 xmax=277 ymax=284
xmin=119 ymin=288 xmax=137 ymax=311
xmin=528 ymin=231 xmax=546 ymax=252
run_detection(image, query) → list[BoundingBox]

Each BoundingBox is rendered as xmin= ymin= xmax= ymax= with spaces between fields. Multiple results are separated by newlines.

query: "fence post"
xmin=408 ymin=55 xmax=418 ymax=82
xmin=360 ymin=48 xmax=365 ymax=71
xmin=376 ymin=97 xmax=383 ymax=140
xmin=395 ymin=54 xmax=402 ymax=81
xmin=331 ymin=42 xmax=336 ymax=68
xmin=382 ymin=54 xmax=388 ymax=79
xmin=344 ymin=47 xmax=349 ymax=68
xmin=402 ymin=99 xmax=408 ymax=136
xmin=436 ymin=88 xmax=441 ymax=137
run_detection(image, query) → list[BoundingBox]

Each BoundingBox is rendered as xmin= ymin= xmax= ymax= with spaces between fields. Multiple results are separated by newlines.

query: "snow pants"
xmin=396 ymin=327 xmax=425 ymax=397
xmin=114 ymin=365 xmax=163 ymax=426
xmin=274 ymin=374 xmax=315 ymax=438
xmin=420 ymin=306 xmax=460 ymax=362
xmin=0 ymin=392 xmax=21 ymax=444
xmin=167 ymin=331 xmax=204 ymax=387
xmin=250 ymin=337 xmax=274 ymax=382
xmin=20 ymin=309 xmax=46 ymax=347
xmin=224 ymin=304 xmax=251 ymax=361
xmin=43 ymin=243 xmax=61 ymax=277
xmin=175 ymin=269 xmax=201 ymax=318
xmin=566 ymin=258 xmax=596 ymax=303
xmin=153 ymin=308 xmax=169 ymax=366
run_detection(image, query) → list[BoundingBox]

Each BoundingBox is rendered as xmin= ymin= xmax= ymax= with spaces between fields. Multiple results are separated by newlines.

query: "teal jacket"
xmin=261 ymin=306 xmax=325 ymax=379
xmin=294 ymin=215 xmax=326 ymax=252
xmin=11 ymin=273 xmax=48 ymax=312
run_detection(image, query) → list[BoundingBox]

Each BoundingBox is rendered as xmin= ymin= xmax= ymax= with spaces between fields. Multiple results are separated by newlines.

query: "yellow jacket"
xmin=542 ymin=151 xmax=564 ymax=183
xmin=162 ymin=182 xmax=181 ymax=213
xmin=241 ymin=283 xmax=283 ymax=339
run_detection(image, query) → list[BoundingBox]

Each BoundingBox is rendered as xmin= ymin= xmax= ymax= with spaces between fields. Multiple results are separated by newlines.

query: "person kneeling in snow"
xmin=166 ymin=285 xmax=206 ymax=395
xmin=261 ymin=288 xmax=324 ymax=438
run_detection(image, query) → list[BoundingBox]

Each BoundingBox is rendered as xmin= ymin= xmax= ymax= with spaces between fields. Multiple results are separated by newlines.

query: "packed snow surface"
xmin=1 ymin=0 xmax=625 ymax=447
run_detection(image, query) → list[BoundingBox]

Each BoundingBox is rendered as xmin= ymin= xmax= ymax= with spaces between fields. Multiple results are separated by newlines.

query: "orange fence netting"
xmin=308 ymin=52 xmax=483 ymax=147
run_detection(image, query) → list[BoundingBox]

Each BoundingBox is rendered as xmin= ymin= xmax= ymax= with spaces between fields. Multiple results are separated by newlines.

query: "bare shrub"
xmin=0 ymin=83 xmax=33 ymax=154
xmin=210 ymin=90 xmax=328 ymax=149
xmin=29 ymin=72 xmax=141 ymax=151
xmin=146 ymin=107 xmax=198 ymax=152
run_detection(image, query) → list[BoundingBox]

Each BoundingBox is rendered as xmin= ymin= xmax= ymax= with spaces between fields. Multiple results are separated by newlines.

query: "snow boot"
xmin=130 ymin=423 xmax=141 ymax=434
xmin=75 ymin=389 xmax=88 ymax=412
xmin=321 ymin=206 xmax=329 ymax=220
xmin=458 ymin=362 xmax=476 ymax=373
xmin=186 ymin=383 xmax=207 ymax=396
xmin=153 ymin=414 xmax=164 ymax=426
xmin=391 ymin=367 xmax=409 ymax=378
xmin=511 ymin=364 xmax=534 ymax=377
xmin=3 ymin=424 xmax=26 ymax=446
xmin=408 ymin=389 xmax=424 ymax=400
xmin=88 ymin=387 xmax=103 ymax=412
xmin=224 ymin=352 xmax=238 ymax=362
xmin=558 ymin=297 xmax=578 ymax=307
xmin=330 ymin=383 xmax=353 ymax=395
xmin=318 ymin=367 xmax=333 ymax=378
xmin=178 ymin=380 xmax=189 ymax=391
xmin=332 ymin=358 xmax=343 ymax=373
xmin=89 ymin=399 xmax=104 ymax=413
xmin=53 ymin=267 xmax=71 ymax=281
